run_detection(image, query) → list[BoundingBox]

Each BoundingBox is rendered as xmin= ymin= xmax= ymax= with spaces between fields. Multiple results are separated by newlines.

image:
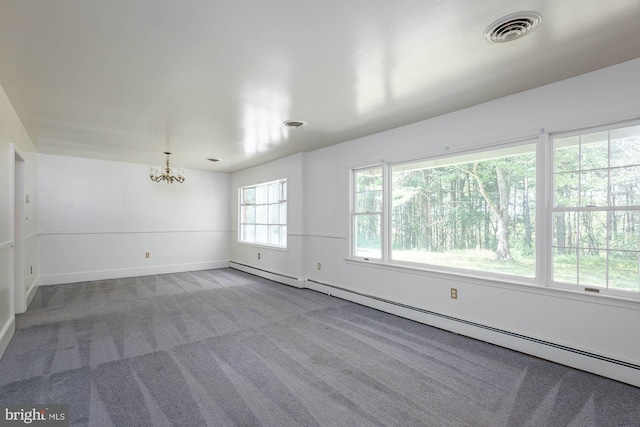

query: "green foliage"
xmin=391 ymin=148 xmax=536 ymax=270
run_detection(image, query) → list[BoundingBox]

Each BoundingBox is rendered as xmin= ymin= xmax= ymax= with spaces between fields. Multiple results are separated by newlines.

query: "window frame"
xmin=349 ymin=139 xmax=540 ymax=279
xmin=238 ymin=178 xmax=288 ymax=249
xmin=389 ymin=140 xmax=539 ymax=280
xmin=350 ymin=165 xmax=385 ymax=261
xmin=348 ymin=126 xmax=640 ymax=301
xmin=549 ymin=120 xmax=640 ymax=297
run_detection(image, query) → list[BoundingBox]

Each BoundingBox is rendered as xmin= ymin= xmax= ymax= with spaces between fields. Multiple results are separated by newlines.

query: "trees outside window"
xmin=553 ymin=124 xmax=640 ymax=292
xmin=390 ymin=143 xmax=536 ymax=277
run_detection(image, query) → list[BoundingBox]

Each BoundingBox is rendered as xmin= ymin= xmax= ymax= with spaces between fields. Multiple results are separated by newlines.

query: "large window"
xmin=553 ymin=124 xmax=640 ymax=292
xmin=350 ymin=121 xmax=640 ymax=298
xmin=239 ymin=179 xmax=287 ymax=248
xmin=391 ymin=143 xmax=536 ymax=277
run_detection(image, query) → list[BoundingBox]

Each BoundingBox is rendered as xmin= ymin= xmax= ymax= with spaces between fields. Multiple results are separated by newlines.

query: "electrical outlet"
xmin=145 ymin=252 xmax=150 ymax=258
xmin=317 ymin=262 xmax=321 ymax=270
xmin=30 ymin=266 xmax=33 ymax=275
xmin=258 ymin=252 xmax=261 ymax=260
xmin=450 ymin=288 xmax=458 ymax=299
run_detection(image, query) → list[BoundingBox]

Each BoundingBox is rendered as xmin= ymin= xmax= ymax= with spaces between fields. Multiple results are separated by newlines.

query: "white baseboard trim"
xmin=37 ymin=260 xmax=230 ymax=286
xmin=0 ymin=316 xmax=16 ymax=361
xmin=306 ymin=279 xmax=640 ymax=388
xmin=229 ymin=261 xmax=305 ymax=288
xmin=26 ymin=281 xmax=39 ymax=307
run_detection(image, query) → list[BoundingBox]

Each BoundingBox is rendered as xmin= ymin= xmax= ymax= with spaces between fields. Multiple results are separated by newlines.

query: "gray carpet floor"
xmin=0 ymin=268 xmax=638 ymax=426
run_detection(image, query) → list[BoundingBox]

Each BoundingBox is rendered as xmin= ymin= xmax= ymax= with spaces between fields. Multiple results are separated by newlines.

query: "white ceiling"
xmin=2 ymin=0 xmax=640 ymax=172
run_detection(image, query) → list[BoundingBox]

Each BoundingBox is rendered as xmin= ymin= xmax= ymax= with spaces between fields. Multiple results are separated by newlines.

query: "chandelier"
xmin=149 ymin=152 xmax=186 ymax=184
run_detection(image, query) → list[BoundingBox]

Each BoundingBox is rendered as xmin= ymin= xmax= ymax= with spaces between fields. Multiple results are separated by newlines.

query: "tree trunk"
xmin=494 ymin=166 xmax=511 ymax=260
xmin=556 ymin=212 xmax=566 ymax=253
xmin=464 ymin=163 xmax=512 ymax=260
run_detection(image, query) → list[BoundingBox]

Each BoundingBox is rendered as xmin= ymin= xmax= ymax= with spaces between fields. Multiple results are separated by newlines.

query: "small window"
xmin=239 ymin=179 xmax=287 ymax=248
xmin=352 ymin=166 xmax=383 ymax=259
xmin=552 ymin=123 xmax=640 ymax=293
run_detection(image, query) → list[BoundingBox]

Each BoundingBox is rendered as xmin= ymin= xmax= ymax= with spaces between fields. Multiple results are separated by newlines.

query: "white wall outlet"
xmin=145 ymin=252 xmax=150 ymax=258
xmin=317 ymin=262 xmax=321 ymax=270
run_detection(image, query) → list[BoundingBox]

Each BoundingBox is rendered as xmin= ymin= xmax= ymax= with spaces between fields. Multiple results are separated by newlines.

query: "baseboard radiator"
xmin=229 ymin=262 xmax=304 ymax=288
xmin=306 ymin=279 xmax=640 ymax=373
xmin=227 ymin=264 xmax=640 ymax=385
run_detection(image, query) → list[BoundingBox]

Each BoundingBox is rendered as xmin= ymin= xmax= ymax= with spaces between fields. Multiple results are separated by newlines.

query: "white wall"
xmin=23 ymin=152 xmax=38 ymax=302
xmin=0 ymin=137 xmax=12 ymax=359
xmin=239 ymin=58 xmax=640 ymax=386
xmin=38 ymin=154 xmax=230 ymax=284
xmin=229 ymin=152 xmax=305 ymax=287
xmin=0 ymin=83 xmax=37 ymax=358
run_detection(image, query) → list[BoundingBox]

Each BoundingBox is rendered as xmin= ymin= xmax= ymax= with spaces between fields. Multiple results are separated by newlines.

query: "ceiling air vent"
xmin=283 ymin=120 xmax=307 ymax=129
xmin=484 ymin=12 xmax=541 ymax=43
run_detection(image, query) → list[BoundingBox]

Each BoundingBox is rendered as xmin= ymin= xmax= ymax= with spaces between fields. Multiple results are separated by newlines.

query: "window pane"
xmin=269 ymin=225 xmax=280 ymax=246
xmin=356 ymin=191 xmax=381 ymax=212
xmin=256 ymin=185 xmax=268 ymax=204
xmin=242 ymin=187 xmax=256 ymax=204
xmin=578 ymin=251 xmax=606 ymax=288
xmin=553 ymin=212 xmax=578 ymax=248
xmin=256 ymin=225 xmax=268 ymax=244
xmin=269 ymin=182 xmax=281 ymax=203
xmin=609 ymin=211 xmax=640 ymax=250
xmin=610 ymin=125 xmax=640 ymax=167
xmin=269 ymin=204 xmax=279 ymax=224
xmin=553 ymin=249 xmax=577 ymax=284
xmin=610 ymin=166 xmax=640 ymax=206
xmin=256 ymin=205 xmax=268 ymax=224
xmin=554 ymin=172 xmax=579 ymax=208
xmin=581 ymin=170 xmax=608 ymax=207
xmin=580 ymin=131 xmax=609 ymax=170
xmin=577 ymin=211 xmax=606 ymax=251
xmin=242 ymin=225 xmax=256 ymax=243
xmin=354 ymin=214 xmax=381 ymax=259
xmin=555 ymin=136 xmax=580 ymax=173
xmin=390 ymin=144 xmax=536 ymax=277
xmin=608 ymin=251 xmax=639 ymax=292
xmin=355 ymin=167 xmax=383 ymax=214
xmin=241 ymin=205 xmax=255 ymax=224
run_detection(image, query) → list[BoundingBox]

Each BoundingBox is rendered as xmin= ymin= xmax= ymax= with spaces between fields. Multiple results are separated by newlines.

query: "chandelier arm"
xmin=149 ymin=152 xmax=186 ymax=184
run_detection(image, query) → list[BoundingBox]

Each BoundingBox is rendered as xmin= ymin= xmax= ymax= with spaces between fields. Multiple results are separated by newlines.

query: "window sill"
xmin=237 ymin=241 xmax=289 ymax=252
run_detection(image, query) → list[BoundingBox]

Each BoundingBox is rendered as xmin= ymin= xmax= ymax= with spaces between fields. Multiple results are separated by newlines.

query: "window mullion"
xmin=383 ymin=162 xmax=391 ymax=263
xmin=538 ymin=132 xmax=551 ymax=285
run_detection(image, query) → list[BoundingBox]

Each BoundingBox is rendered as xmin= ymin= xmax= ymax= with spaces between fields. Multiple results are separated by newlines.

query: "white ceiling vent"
xmin=484 ymin=12 xmax=542 ymax=43
xmin=283 ymin=120 xmax=307 ymax=129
